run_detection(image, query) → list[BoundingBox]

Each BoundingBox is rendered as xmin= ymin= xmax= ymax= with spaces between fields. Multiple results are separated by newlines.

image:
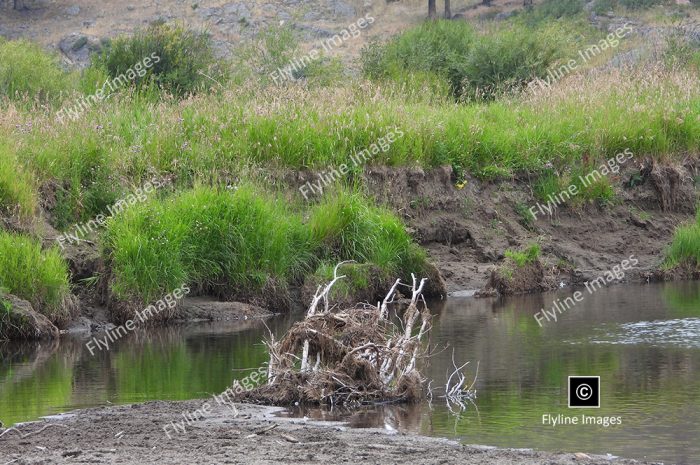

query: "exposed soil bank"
xmin=4 ymin=158 xmax=699 ymax=338
xmin=0 ymin=401 xmax=648 ymax=465
xmin=293 ymin=158 xmax=700 ymax=293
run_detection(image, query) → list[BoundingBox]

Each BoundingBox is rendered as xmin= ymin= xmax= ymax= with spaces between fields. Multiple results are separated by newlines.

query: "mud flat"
xmin=0 ymin=400 xmax=649 ymax=465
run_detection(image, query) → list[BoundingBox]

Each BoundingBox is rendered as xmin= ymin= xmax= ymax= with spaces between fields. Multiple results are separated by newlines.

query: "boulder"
xmin=0 ymin=294 xmax=59 ymax=340
xmin=58 ymin=33 xmax=102 ymax=68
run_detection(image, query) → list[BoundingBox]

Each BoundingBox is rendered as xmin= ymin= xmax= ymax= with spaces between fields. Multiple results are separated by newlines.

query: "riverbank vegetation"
xmin=1 ymin=7 xmax=699 ymax=330
xmin=0 ymin=232 xmax=72 ymax=325
xmin=665 ymin=210 xmax=700 ymax=270
xmin=103 ymin=187 xmax=432 ymax=320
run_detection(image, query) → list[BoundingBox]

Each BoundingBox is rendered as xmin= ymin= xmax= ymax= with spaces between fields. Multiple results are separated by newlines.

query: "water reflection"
xmin=0 ymin=314 xmax=297 ymax=426
xmin=1 ymin=282 xmax=699 ymax=464
xmin=286 ymin=282 xmax=700 ymax=465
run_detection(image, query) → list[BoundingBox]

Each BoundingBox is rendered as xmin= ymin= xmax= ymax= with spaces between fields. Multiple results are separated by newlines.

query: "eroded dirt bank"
xmin=0 ymin=401 xmax=647 ymax=465
xmin=4 ymin=158 xmax=699 ymax=336
xmin=290 ymin=158 xmax=700 ymax=293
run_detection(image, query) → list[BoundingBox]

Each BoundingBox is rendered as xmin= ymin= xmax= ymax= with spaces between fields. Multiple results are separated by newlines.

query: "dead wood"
xmin=239 ymin=265 xmax=433 ymax=407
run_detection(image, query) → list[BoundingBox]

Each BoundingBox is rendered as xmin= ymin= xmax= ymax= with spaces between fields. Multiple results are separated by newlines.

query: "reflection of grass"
xmin=0 ymin=354 xmax=73 ymax=426
xmin=662 ymin=283 xmax=700 ymax=318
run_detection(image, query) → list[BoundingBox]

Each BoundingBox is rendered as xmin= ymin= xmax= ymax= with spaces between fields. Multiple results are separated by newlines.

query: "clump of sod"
xmin=309 ymin=190 xmax=428 ymax=277
xmin=0 ymin=231 xmax=73 ymax=325
xmin=103 ymin=187 xmax=439 ymax=318
xmin=103 ymin=185 xmax=313 ymax=317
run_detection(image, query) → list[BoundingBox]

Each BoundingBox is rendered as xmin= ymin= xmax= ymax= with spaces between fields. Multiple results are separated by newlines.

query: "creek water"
xmin=1 ymin=282 xmax=699 ymax=464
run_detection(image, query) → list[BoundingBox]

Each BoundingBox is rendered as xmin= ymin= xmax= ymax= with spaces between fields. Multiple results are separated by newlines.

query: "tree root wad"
xmin=237 ymin=263 xmax=433 ymax=407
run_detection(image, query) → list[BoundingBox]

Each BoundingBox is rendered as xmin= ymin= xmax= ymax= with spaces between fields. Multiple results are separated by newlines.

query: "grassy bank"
xmin=2 ymin=65 xmax=699 ymax=225
xmin=102 ymin=187 xmax=431 ymax=319
xmin=0 ymin=13 xmax=699 ymax=327
xmin=0 ymin=18 xmax=698 ymax=226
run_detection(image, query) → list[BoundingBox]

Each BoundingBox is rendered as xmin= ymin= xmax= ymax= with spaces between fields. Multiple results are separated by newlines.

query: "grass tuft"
xmin=0 ymin=232 xmax=72 ymax=324
xmin=664 ymin=211 xmax=700 ymax=269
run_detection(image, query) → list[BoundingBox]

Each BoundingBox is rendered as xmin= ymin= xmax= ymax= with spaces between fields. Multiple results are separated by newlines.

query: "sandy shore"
xmin=0 ymin=400 xmax=648 ymax=465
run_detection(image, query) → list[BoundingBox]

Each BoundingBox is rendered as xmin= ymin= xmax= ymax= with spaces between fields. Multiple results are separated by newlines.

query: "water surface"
xmin=1 ymin=282 xmax=699 ymax=464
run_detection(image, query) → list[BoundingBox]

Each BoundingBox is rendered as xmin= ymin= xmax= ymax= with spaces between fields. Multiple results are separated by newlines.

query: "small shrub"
xmin=362 ymin=20 xmax=562 ymax=100
xmin=593 ymin=0 xmax=616 ymax=13
xmin=457 ymin=25 xmax=561 ymax=100
xmin=515 ymin=202 xmax=536 ymax=230
xmin=235 ymin=23 xmax=299 ymax=84
xmin=92 ymin=22 xmax=219 ymax=96
xmin=525 ymin=0 xmax=585 ymax=22
xmin=0 ymin=38 xmax=73 ymax=103
xmin=0 ymin=232 xmax=72 ymax=324
xmin=618 ymin=0 xmax=664 ymax=9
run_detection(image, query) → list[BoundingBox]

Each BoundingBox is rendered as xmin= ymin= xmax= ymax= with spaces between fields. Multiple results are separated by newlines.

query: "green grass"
xmin=361 ymin=19 xmax=580 ymax=100
xmin=4 ymin=61 xmax=698 ymax=230
xmin=0 ymin=38 xmax=74 ymax=103
xmin=103 ymin=185 xmax=313 ymax=305
xmin=0 ymin=232 xmax=72 ymax=324
xmin=664 ymin=211 xmax=700 ymax=269
xmin=309 ymin=190 xmax=427 ymax=278
xmin=505 ymin=244 xmax=542 ymax=268
xmin=0 ymin=148 xmax=37 ymax=218
xmin=103 ymin=186 xmax=429 ymax=311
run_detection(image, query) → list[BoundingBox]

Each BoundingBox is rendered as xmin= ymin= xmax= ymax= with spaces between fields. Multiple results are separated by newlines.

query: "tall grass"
xmin=103 ymin=185 xmax=313 ymax=304
xmin=0 ymin=232 xmax=72 ymax=324
xmin=665 ymin=211 xmax=700 ymax=269
xmin=309 ymin=190 xmax=427 ymax=278
xmin=0 ymin=34 xmax=699 ymax=229
xmin=103 ymin=186 xmax=428 ymax=309
xmin=0 ymin=148 xmax=37 ymax=218
xmin=0 ymin=38 xmax=74 ymax=103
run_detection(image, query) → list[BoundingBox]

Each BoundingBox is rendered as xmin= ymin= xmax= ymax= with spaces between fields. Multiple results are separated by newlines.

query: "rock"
xmin=175 ymin=298 xmax=273 ymax=321
xmin=197 ymin=6 xmax=222 ymax=20
xmin=65 ymin=5 xmax=80 ymax=16
xmin=1 ymin=294 xmax=59 ymax=339
xmin=59 ymin=33 xmax=86 ymax=52
xmin=58 ymin=33 xmax=101 ymax=68
xmin=494 ymin=10 xmax=517 ymax=21
xmin=223 ymin=2 xmax=251 ymax=20
xmin=293 ymin=24 xmax=336 ymax=40
xmin=293 ymin=23 xmax=336 ymax=39
xmin=329 ymin=0 xmax=355 ymax=18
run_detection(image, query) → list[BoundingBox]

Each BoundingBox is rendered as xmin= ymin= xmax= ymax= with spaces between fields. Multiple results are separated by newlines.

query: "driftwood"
xmin=241 ymin=264 xmax=434 ymax=406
